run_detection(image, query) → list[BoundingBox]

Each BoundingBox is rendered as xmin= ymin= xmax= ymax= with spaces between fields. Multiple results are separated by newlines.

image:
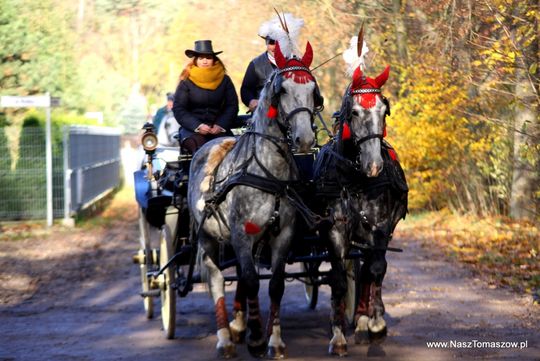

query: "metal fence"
xmin=64 ymin=126 xmax=121 ymax=217
xmin=0 ymin=125 xmax=121 ymax=222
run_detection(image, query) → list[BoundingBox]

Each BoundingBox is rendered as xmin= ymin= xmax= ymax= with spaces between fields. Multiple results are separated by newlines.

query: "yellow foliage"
xmin=387 ymin=57 xmax=482 ymax=210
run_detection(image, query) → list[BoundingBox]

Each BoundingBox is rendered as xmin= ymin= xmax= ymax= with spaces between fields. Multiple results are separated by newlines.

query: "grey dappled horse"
xmin=313 ymin=64 xmax=408 ymax=355
xmin=187 ymin=41 xmax=319 ymax=359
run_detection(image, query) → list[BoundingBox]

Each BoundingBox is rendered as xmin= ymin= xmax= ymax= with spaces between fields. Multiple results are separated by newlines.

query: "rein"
xmin=203 ymin=130 xmax=325 ymax=231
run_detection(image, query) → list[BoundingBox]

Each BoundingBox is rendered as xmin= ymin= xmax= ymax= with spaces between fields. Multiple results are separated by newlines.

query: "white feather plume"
xmin=258 ymin=13 xmax=304 ymax=58
xmin=342 ymin=36 xmax=369 ymax=76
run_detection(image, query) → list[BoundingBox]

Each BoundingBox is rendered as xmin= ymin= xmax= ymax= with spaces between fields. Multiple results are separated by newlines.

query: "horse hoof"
xmin=217 ymin=344 xmax=237 ymax=359
xmin=368 ymin=326 xmax=387 ymax=343
xmin=266 ymin=345 xmax=286 ymax=359
xmin=328 ymin=343 xmax=348 ymax=357
xmin=247 ymin=341 xmax=266 ymax=358
xmin=354 ymin=330 xmax=370 ymax=345
xmin=230 ymin=329 xmax=246 ymax=344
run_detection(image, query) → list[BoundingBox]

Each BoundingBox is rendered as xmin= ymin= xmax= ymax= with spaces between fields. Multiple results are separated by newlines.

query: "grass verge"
xmin=396 ymin=211 xmax=539 ymax=295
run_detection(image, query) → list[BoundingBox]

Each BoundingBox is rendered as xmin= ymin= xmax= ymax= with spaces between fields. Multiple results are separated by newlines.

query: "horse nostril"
xmin=295 ymin=136 xmax=301 ymax=144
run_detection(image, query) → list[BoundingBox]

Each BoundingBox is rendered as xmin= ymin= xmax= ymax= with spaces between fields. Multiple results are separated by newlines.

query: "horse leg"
xmin=266 ymin=228 xmax=293 ymax=360
xmin=233 ymin=242 xmax=266 ymax=357
xmin=367 ymin=282 xmax=386 ymax=339
xmin=328 ymin=259 xmax=348 ymax=356
xmin=354 ymin=254 xmax=374 ymax=344
xmin=202 ymin=252 xmax=236 ymax=358
xmin=367 ymin=251 xmax=387 ymax=340
xmin=229 ymin=276 xmax=247 ymax=344
xmin=354 ymin=251 xmax=387 ymax=343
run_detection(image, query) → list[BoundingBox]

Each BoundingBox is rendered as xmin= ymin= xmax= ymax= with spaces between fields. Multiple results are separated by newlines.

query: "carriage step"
xmin=140 ymin=290 xmax=160 ymax=298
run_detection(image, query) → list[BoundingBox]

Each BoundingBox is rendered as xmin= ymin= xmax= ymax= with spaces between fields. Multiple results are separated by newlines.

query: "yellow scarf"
xmin=188 ymin=62 xmax=225 ymax=90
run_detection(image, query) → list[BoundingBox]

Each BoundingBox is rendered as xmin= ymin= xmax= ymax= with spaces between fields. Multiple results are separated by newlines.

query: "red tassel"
xmin=342 ymin=123 xmax=351 ymax=140
xmin=383 ymin=125 xmax=387 ymax=138
xmin=244 ymin=221 xmax=261 ymax=235
xmin=267 ymin=105 xmax=278 ymax=118
xmin=388 ymin=148 xmax=397 ymax=161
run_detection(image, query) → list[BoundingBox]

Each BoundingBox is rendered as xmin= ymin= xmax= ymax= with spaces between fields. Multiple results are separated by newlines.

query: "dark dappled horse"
xmin=187 ymin=41 xmax=321 ymax=358
xmin=313 ymin=63 xmax=408 ymax=355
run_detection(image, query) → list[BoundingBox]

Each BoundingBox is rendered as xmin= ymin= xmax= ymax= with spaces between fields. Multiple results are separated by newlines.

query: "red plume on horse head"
xmin=274 ymin=40 xmax=314 ymax=69
xmin=274 ymin=41 xmax=287 ymax=69
xmin=301 ymin=41 xmax=313 ymax=67
xmin=352 ymin=65 xmax=391 ymax=90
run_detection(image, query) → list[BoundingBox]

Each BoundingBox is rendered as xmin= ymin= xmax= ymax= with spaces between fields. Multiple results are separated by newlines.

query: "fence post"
xmin=45 ymin=94 xmax=53 ymax=226
xmin=62 ymin=126 xmax=74 ymax=227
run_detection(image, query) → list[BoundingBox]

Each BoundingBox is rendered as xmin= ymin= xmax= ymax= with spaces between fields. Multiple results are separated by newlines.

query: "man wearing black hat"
xmin=153 ymin=92 xmax=174 ymax=132
xmin=240 ymin=36 xmax=277 ymax=113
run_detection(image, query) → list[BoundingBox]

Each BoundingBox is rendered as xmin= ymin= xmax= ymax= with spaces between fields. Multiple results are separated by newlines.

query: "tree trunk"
xmin=509 ymin=0 xmax=539 ymax=221
xmin=77 ymin=0 xmax=85 ymax=33
xmin=392 ymin=0 xmax=409 ymax=66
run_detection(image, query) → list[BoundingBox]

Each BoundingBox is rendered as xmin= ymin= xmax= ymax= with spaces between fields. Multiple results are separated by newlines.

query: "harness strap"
xmin=285 ymin=107 xmax=313 ymax=122
xmin=354 ymin=133 xmax=383 ymax=146
xmin=207 ymin=172 xmax=289 ymax=207
xmin=244 ymin=131 xmax=289 ymax=160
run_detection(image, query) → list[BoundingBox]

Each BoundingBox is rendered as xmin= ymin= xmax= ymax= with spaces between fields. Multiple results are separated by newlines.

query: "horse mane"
xmin=250 ymin=73 xmax=274 ymax=130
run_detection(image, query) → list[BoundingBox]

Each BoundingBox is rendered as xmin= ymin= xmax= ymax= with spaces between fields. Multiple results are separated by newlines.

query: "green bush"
xmin=0 ymin=126 xmax=14 ymax=218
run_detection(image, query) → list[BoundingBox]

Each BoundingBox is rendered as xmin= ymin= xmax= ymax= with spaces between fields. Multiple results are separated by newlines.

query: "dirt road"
xmin=0 ymin=203 xmax=538 ymax=361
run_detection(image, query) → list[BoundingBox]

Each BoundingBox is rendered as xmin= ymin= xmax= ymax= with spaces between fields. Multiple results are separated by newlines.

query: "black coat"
xmin=173 ymin=75 xmax=239 ymax=140
xmin=240 ymin=52 xmax=276 ymax=107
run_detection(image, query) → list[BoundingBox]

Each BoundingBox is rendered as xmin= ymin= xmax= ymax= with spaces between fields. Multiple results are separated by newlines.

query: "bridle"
xmin=347 ymin=86 xmax=385 ymax=147
xmin=269 ymin=62 xmax=323 ymax=148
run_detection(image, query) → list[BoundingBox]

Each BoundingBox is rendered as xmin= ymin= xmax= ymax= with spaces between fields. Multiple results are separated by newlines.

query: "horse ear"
xmin=274 ymin=41 xmax=287 ymax=69
xmin=374 ymin=65 xmax=390 ymax=88
xmin=301 ymin=41 xmax=313 ymax=67
xmin=351 ymin=66 xmax=363 ymax=89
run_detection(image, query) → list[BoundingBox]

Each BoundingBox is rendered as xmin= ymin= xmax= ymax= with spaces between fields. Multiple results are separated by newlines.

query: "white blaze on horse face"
xmin=351 ymin=97 xmax=385 ymax=177
xmin=280 ymin=79 xmax=316 ymax=153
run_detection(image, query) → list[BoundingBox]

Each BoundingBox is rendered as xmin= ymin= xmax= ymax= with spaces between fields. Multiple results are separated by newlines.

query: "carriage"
xmin=132 ymin=114 xmax=366 ymax=338
xmin=132 ymin=29 xmax=408 ymax=358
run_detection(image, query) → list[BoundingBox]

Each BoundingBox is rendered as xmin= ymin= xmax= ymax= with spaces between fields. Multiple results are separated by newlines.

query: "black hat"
xmin=185 ymin=40 xmax=223 ymax=58
xmin=166 ymin=92 xmax=174 ymax=101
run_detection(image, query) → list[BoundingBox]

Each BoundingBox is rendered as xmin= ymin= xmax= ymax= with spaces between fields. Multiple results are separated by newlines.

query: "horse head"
xmin=341 ymin=65 xmax=390 ymax=178
xmin=266 ymin=41 xmax=321 ymax=153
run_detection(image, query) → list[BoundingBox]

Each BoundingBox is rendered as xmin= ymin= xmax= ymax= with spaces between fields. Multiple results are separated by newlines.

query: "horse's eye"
xmin=351 ymin=110 xmax=359 ymax=117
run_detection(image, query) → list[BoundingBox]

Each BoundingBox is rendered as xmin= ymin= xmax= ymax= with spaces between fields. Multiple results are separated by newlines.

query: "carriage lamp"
xmin=141 ymin=122 xmax=158 ymax=152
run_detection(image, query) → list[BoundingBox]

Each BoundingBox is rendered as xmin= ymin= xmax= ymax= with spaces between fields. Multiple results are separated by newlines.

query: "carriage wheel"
xmin=159 ymin=224 xmax=176 ymax=339
xmin=344 ymin=258 xmax=362 ymax=327
xmin=301 ymin=261 xmax=319 ymax=310
xmin=138 ymin=207 xmax=155 ymax=319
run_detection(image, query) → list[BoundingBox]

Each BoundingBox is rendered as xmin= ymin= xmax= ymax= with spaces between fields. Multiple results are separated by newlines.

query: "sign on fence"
xmin=1 ymin=95 xmax=51 ymax=108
